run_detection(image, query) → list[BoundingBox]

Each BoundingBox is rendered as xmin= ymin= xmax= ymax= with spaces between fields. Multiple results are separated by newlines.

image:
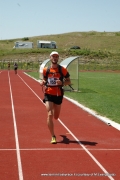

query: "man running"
xmin=40 ymin=51 xmax=71 ymax=144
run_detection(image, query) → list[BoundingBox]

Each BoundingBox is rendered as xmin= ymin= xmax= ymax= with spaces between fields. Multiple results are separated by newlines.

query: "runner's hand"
xmin=40 ymin=80 xmax=46 ymax=86
xmin=56 ymin=80 xmax=63 ymax=86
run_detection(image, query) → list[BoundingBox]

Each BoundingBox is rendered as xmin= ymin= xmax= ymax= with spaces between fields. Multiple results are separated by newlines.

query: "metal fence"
xmin=0 ymin=58 xmax=120 ymax=71
xmin=79 ymin=58 xmax=120 ymax=71
xmin=0 ymin=60 xmax=40 ymax=70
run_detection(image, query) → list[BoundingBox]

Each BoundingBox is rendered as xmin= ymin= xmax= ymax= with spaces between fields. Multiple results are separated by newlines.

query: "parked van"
xmin=37 ymin=40 xmax=57 ymax=49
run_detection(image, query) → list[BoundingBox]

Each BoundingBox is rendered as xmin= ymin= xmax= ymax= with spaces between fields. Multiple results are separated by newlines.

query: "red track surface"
xmin=0 ymin=70 xmax=120 ymax=180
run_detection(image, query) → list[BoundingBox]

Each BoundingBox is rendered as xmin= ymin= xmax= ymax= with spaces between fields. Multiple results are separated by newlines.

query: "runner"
xmin=8 ymin=62 xmax=10 ymax=70
xmin=40 ymin=51 xmax=71 ymax=143
xmin=14 ymin=62 xmax=18 ymax=74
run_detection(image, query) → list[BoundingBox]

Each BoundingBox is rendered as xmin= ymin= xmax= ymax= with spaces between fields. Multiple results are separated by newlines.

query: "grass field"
xmin=26 ymin=71 xmax=120 ymax=124
xmin=0 ymin=31 xmax=120 ymax=62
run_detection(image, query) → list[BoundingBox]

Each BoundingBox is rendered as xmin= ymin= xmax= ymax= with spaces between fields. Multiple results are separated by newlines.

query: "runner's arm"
xmin=63 ymin=77 xmax=71 ymax=86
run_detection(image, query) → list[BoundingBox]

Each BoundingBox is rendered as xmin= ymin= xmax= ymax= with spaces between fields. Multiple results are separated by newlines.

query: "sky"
xmin=0 ymin=0 xmax=120 ymax=40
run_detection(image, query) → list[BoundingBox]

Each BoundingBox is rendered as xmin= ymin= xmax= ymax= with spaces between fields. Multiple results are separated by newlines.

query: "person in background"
xmin=14 ymin=62 xmax=18 ymax=74
xmin=40 ymin=51 xmax=71 ymax=144
xmin=8 ymin=62 xmax=10 ymax=70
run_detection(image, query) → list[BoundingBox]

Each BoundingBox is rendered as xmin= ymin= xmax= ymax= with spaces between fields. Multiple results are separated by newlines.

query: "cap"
xmin=50 ymin=51 xmax=59 ymax=56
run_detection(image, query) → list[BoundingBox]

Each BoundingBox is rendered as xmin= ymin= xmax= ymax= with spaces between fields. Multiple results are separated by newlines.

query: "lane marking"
xmin=18 ymin=74 xmax=114 ymax=180
xmin=18 ymin=74 xmax=43 ymax=103
xmin=58 ymin=119 xmax=115 ymax=180
xmin=0 ymin=148 xmax=120 ymax=151
xmin=8 ymin=71 xmax=23 ymax=180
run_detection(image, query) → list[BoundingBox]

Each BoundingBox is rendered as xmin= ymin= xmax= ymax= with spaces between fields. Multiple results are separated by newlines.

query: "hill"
xmin=0 ymin=31 xmax=120 ymax=61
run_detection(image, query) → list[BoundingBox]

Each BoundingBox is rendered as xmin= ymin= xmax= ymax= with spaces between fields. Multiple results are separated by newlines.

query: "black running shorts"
xmin=43 ymin=94 xmax=63 ymax=105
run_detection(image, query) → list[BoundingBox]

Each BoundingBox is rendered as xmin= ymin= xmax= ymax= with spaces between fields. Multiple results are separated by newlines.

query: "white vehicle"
xmin=13 ymin=41 xmax=33 ymax=48
xmin=37 ymin=40 xmax=57 ymax=49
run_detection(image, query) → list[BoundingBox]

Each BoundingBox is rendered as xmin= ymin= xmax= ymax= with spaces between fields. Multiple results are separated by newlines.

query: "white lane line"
xmin=58 ymin=119 xmax=115 ymax=180
xmin=0 ymin=148 xmax=120 ymax=151
xmin=18 ymin=74 xmax=114 ymax=180
xmin=18 ymin=74 xmax=43 ymax=103
xmin=8 ymin=72 xmax=23 ymax=180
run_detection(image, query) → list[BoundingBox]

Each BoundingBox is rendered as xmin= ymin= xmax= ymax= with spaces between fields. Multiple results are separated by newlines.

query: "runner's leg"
xmin=46 ymin=101 xmax=55 ymax=136
xmin=53 ymin=104 xmax=61 ymax=120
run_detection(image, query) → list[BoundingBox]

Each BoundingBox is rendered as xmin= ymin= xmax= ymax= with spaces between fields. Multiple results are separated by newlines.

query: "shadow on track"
xmin=57 ymin=135 xmax=98 ymax=146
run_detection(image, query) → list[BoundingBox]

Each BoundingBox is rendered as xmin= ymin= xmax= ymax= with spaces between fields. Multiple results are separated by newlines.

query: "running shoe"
xmin=51 ymin=136 xmax=57 ymax=144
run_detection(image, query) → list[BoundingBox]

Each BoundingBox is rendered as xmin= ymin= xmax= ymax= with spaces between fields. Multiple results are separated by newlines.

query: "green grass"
xmin=26 ymin=71 xmax=120 ymax=124
xmin=26 ymin=71 xmax=40 ymax=80
xmin=0 ymin=31 xmax=120 ymax=61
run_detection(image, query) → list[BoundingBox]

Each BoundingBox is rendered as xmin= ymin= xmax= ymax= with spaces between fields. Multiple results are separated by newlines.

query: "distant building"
xmin=37 ymin=40 xmax=57 ymax=49
xmin=13 ymin=41 xmax=33 ymax=48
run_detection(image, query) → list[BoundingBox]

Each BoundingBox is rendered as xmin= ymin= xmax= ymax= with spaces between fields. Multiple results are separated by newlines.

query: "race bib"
xmin=47 ymin=77 xmax=59 ymax=86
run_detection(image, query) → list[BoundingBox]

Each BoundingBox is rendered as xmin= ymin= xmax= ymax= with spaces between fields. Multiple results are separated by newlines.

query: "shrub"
xmin=22 ymin=37 xmax=29 ymax=41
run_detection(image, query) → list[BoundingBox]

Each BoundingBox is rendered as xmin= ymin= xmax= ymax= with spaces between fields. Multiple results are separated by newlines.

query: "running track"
xmin=0 ymin=70 xmax=120 ymax=180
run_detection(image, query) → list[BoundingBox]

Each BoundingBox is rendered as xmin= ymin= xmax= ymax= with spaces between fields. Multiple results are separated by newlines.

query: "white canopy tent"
xmin=39 ymin=59 xmax=50 ymax=79
xmin=60 ymin=56 xmax=80 ymax=91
